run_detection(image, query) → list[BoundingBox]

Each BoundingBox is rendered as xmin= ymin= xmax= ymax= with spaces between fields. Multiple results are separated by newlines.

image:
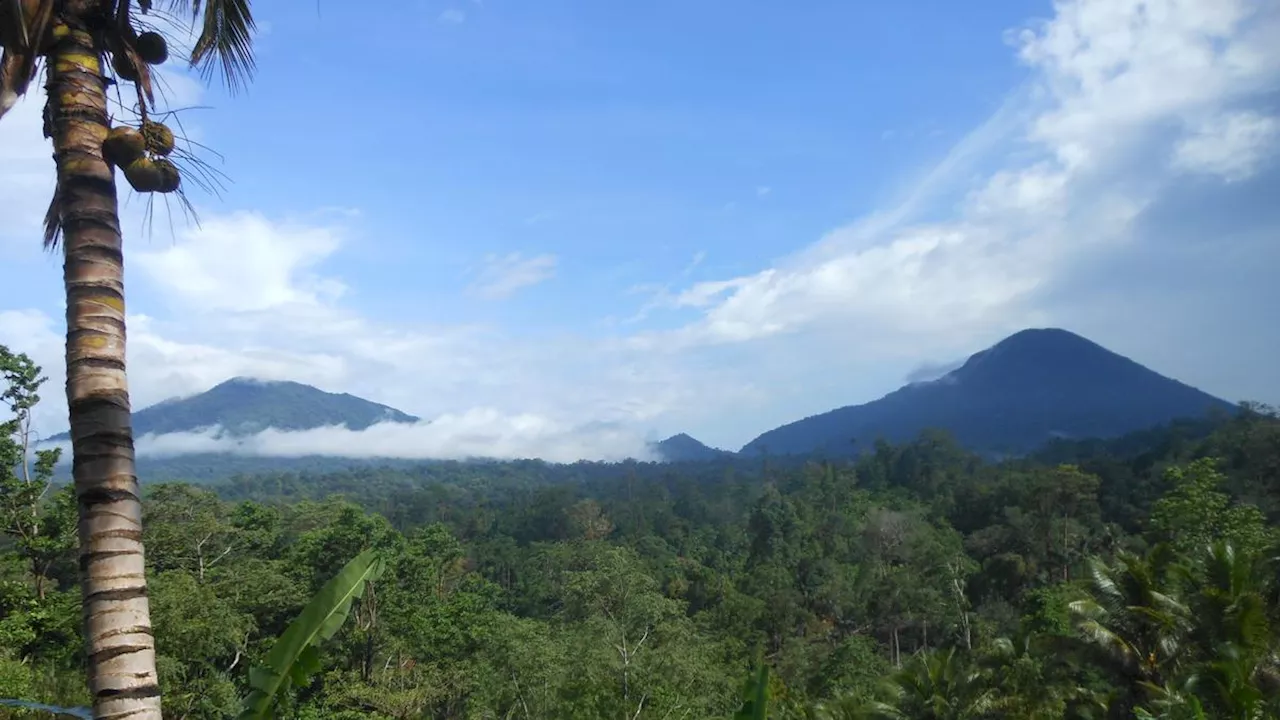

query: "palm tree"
xmin=0 ymin=2 xmax=256 ymax=718
xmin=1173 ymin=542 xmax=1280 ymax=719
xmin=1070 ymin=544 xmax=1193 ymax=688
xmin=863 ymin=647 xmax=996 ymax=720
xmin=1190 ymin=542 xmax=1272 ymax=658
xmin=982 ymin=630 xmax=1079 ymax=719
xmin=1077 ymin=542 xmax=1280 ymax=719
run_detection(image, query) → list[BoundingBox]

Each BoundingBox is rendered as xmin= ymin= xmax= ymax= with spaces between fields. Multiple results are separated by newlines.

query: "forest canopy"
xmin=3 ymin=347 xmax=1280 ymax=718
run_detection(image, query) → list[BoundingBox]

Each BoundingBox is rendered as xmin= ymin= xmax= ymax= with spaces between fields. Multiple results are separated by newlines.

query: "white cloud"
xmin=0 ymin=95 xmax=55 ymax=257
xmin=968 ymin=163 xmax=1069 ymax=217
xmin=1173 ymin=111 xmax=1279 ymax=181
xmin=469 ymin=252 xmax=558 ymax=300
xmin=756 ymin=186 xmax=771 ymax=197
xmin=635 ymin=222 xmax=1047 ymax=351
xmin=637 ymin=0 xmax=1280 ymax=361
xmin=121 ymin=413 xmax=653 ymax=463
xmin=134 ymin=212 xmax=346 ymax=312
xmin=1015 ymin=0 xmax=1280 ymax=172
xmin=438 ymin=8 xmax=466 ymax=24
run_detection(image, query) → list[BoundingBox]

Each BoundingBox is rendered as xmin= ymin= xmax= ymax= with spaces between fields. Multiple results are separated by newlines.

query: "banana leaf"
xmin=734 ymin=663 xmax=771 ymax=720
xmin=237 ymin=548 xmax=386 ymax=720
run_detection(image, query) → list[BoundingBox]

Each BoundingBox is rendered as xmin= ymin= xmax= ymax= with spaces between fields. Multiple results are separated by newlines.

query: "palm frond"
xmin=42 ymin=184 xmax=61 ymax=250
xmin=1076 ymin=618 xmax=1141 ymax=669
xmin=167 ymin=0 xmax=256 ymax=93
xmin=0 ymin=0 xmax=52 ymax=120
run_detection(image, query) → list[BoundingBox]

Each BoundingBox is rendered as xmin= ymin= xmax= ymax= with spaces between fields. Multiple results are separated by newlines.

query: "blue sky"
xmin=2 ymin=0 xmax=1279 ymax=460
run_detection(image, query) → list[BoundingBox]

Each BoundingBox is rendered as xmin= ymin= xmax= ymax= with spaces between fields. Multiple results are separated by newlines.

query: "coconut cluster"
xmin=103 ymin=121 xmax=180 ymax=193
xmin=103 ymin=29 xmax=180 ymax=193
xmin=111 ymin=30 xmax=169 ymax=82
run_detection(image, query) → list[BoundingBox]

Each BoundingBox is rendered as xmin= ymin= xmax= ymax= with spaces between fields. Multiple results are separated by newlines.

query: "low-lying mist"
xmin=39 ymin=409 xmax=658 ymax=464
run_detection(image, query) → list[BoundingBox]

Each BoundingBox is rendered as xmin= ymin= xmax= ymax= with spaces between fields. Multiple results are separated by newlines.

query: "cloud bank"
xmin=33 ymin=413 xmax=655 ymax=464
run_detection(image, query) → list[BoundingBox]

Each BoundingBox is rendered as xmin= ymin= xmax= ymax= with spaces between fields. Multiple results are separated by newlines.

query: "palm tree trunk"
xmin=48 ymin=18 xmax=163 ymax=720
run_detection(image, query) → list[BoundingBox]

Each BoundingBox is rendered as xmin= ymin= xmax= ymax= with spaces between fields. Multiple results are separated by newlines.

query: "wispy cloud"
xmin=904 ymin=358 xmax=964 ymax=385
xmin=523 ymin=211 xmax=556 ymax=226
xmin=438 ymin=8 xmax=466 ymax=24
xmin=622 ymin=251 xmax=709 ymax=325
xmin=682 ymin=251 xmax=706 ymax=276
xmin=469 ymin=252 xmax=558 ymax=300
xmin=756 ymin=186 xmax=771 ymax=197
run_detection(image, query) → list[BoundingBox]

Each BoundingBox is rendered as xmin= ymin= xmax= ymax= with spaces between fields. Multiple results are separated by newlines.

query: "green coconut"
xmin=153 ymin=158 xmax=181 ymax=193
xmin=136 ymin=31 xmax=169 ymax=65
xmin=111 ymin=52 xmax=139 ymax=82
xmin=141 ymin=121 xmax=175 ymax=156
xmin=103 ymin=126 xmax=146 ymax=167
xmin=123 ymin=157 xmax=163 ymax=193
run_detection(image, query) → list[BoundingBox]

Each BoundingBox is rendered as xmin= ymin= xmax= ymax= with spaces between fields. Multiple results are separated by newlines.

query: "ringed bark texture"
xmin=49 ymin=20 xmax=163 ymax=720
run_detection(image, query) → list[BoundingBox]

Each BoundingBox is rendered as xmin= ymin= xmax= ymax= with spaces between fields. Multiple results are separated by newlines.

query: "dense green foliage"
xmin=4 ymin=346 xmax=1280 ymax=718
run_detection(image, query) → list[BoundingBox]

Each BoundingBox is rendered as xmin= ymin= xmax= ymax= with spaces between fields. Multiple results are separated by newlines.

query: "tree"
xmin=143 ymin=484 xmax=239 ymax=581
xmin=567 ymin=498 xmax=615 ymax=541
xmin=0 ymin=3 xmax=258 ymax=717
xmin=554 ymin=542 xmax=733 ymax=719
xmin=1070 ymin=545 xmax=1195 ymax=715
xmin=863 ymin=647 xmax=997 ymax=720
xmin=1149 ymin=459 xmax=1274 ymax=559
xmin=1164 ymin=542 xmax=1280 ymax=719
xmin=0 ymin=346 xmax=68 ymax=600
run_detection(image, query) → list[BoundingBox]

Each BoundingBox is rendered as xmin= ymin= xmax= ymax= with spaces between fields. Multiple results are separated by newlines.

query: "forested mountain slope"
xmin=742 ymin=328 xmax=1234 ymax=458
xmin=49 ymin=377 xmax=419 ymax=442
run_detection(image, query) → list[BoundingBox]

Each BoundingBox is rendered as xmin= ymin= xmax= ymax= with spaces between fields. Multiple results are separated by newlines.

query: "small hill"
xmin=651 ymin=433 xmax=731 ymax=462
xmin=51 ymin=377 xmax=419 ymax=440
xmin=741 ymin=328 xmax=1235 ymax=458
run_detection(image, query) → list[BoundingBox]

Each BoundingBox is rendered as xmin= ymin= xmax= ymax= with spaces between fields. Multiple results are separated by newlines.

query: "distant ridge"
xmin=50 ymin=377 xmax=419 ymax=441
xmin=740 ymin=328 xmax=1235 ymax=458
xmin=650 ymin=433 xmax=731 ymax=462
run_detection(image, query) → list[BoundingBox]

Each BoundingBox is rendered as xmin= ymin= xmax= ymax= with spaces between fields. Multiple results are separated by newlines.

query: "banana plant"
xmin=734 ymin=663 xmax=771 ymax=720
xmin=237 ymin=548 xmax=386 ymax=720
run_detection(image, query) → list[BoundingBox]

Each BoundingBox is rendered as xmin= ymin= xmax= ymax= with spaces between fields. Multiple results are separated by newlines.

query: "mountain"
xmin=741 ymin=328 xmax=1236 ymax=458
xmin=651 ymin=433 xmax=731 ymax=462
xmin=52 ymin=377 xmax=419 ymax=440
